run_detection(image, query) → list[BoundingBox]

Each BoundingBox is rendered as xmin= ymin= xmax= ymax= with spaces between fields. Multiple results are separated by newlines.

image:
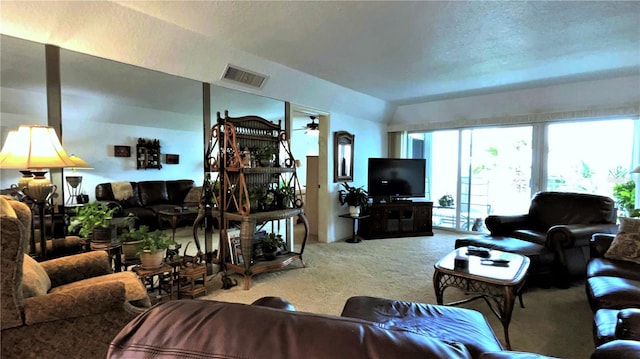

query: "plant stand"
xmin=178 ymin=263 xmax=207 ymax=299
xmin=133 ymin=264 xmax=174 ymax=303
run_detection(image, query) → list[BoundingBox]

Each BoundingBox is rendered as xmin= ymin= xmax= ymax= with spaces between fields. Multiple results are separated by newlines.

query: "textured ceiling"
xmin=116 ymin=1 xmax=640 ymax=105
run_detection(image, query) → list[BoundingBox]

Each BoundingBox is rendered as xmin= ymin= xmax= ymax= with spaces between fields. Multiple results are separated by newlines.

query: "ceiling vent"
xmin=222 ymin=65 xmax=268 ymax=89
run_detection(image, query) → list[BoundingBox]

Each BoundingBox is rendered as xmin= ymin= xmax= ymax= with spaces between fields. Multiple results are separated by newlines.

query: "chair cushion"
xmin=593 ymin=309 xmax=619 ymax=346
xmin=587 ymin=257 xmax=640 ymax=281
xmin=604 ymin=232 xmax=640 ymax=264
xmin=587 ymin=276 xmax=640 ymax=311
xmin=49 ymin=271 xmax=149 ymax=303
xmin=22 ymin=254 xmax=51 ymax=298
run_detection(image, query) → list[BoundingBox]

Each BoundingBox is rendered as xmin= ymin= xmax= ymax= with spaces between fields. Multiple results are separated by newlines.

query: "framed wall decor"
xmin=334 ymin=131 xmax=354 ymax=182
xmin=165 ymin=154 xmax=180 ymax=164
xmin=114 ymin=145 xmax=131 ymax=157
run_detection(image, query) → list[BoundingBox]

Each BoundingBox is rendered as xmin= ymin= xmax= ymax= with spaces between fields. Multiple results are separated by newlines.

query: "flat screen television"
xmin=368 ymin=158 xmax=426 ymax=200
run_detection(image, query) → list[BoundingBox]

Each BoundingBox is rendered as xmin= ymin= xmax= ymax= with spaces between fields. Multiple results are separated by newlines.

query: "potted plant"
xmin=118 ymin=222 xmax=149 ymax=260
xmin=67 ymin=201 xmax=117 ymax=243
xmin=275 ymin=180 xmax=296 ymax=209
xmin=338 ymin=182 xmax=369 ymax=216
xmin=258 ymin=232 xmax=284 ymax=261
xmin=248 ymin=185 xmax=267 ymax=213
xmin=613 ymin=180 xmax=638 ymax=217
xmin=438 ymin=194 xmax=455 ymax=207
xmin=136 ymin=229 xmax=177 ymax=269
xmin=254 ymin=145 xmax=278 ymax=167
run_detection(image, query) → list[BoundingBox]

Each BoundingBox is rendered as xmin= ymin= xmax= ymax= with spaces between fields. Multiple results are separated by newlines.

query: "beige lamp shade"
xmin=68 ymin=154 xmax=93 ymax=170
xmin=0 ymin=125 xmax=75 ymax=169
xmin=632 ymin=165 xmax=640 ymax=174
xmin=0 ymin=130 xmax=21 ymax=165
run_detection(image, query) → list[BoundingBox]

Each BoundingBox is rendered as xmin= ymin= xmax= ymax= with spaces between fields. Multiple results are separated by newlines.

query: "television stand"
xmin=360 ymin=201 xmax=433 ymax=239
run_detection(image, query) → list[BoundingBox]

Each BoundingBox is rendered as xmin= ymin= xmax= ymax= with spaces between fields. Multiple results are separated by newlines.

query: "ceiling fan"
xmin=293 ymin=116 xmax=320 ymax=135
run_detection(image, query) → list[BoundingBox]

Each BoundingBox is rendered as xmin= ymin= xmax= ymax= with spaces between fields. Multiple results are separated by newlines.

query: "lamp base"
xmin=65 ymin=175 xmax=83 ymax=205
xmin=23 ymin=171 xmax=56 ymax=203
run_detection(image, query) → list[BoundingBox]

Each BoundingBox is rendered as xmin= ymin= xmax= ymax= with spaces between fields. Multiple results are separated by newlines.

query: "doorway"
xmin=289 ymin=105 xmax=328 ymax=242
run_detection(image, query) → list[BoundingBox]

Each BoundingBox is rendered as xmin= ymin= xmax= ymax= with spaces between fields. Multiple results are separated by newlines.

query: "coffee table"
xmin=157 ymin=208 xmax=199 ymax=241
xmin=433 ymin=246 xmax=530 ymax=349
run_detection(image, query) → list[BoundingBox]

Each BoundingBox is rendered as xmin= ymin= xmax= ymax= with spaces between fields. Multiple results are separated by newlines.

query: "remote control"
xmin=466 ymin=246 xmax=491 ymax=258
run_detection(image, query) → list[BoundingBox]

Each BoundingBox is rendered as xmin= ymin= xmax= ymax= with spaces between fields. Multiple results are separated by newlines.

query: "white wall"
xmin=391 ymin=75 xmax=640 ymax=130
xmin=62 ymin=122 xmax=204 ymax=201
xmin=322 ymin=114 xmax=386 ymax=243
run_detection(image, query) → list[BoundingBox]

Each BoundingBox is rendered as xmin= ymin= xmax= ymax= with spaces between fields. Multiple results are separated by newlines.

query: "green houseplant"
xmin=276 ymin=179 xmax=296 ymax=209
xmin=258 ymin=232 xmax=284 ymax=260
xmin=338 ymin=182 xmax=369 ymax=216
xmin=613 ymin=180 xmax=638 ymax=217
xmin=118 ymin=223 xmax=149 ymax=260
xmin=254 ymin=145 xmax=278 ymax=167
xmin=438 ymin=194 xmax=454 ymax=207
xmin=67 ymin=201 xmax=117 ymax=242
xmin=135 ymin=229 xmax=177 ymax=269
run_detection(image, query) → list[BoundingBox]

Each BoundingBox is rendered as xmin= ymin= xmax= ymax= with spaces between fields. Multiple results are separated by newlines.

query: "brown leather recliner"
xmin=0 ymin=195 xmax=151 ymax=359
xmin=484 ymin=191 xmax=618 ymax=286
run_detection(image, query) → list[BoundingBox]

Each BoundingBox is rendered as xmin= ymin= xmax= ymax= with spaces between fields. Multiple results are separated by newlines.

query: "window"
xmin=407 ymin=117 xmax=639 ymax=232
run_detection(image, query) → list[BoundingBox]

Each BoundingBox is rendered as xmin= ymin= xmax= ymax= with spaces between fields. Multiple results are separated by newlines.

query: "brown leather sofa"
xmin=95 ymin=179 xmax=195 ymax=229
xmin=108 ymin=296 xmax=556 ymax=359
xmin=459 ymin=192 xmax=618 ymax=287
xmin=586 ymin=233 xmax=640 ymax=358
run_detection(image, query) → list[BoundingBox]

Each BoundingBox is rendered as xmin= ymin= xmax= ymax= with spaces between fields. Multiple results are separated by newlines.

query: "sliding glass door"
xmin=411 ymin=126 xmax=533 ymax=232
xmin=407 ymin=117 xmax=639 ymax=232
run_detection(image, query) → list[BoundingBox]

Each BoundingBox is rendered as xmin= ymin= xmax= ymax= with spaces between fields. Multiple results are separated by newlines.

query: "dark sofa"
xmin=108 ymin=296 xmax=556 ymax=359
xmin=586 ymin=233 xmax=640 ymax=357
xmin=95 ymin=180 xmax=195 ymax=230
xmin=459 ymin=192 xmax=618 ymax=287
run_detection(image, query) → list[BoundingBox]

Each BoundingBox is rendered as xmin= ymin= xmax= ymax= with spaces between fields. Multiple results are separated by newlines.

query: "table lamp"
xmin=0 ymin=125 xmax=76 ymax=259
xmin=65 ymin=154 xmax=93 ymax=205
xmin=632 ymin=165 xmax=640 ymax=174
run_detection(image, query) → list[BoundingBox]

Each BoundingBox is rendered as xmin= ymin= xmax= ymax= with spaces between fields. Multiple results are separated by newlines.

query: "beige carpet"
xmin=172 ymin=226 xmax=594 ymax=359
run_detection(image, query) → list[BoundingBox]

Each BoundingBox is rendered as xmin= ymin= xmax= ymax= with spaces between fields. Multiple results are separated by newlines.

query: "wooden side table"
xmin=157 ymin=208 xmax=199 ymax=241
xmin=178 ymin=264 xmax=207 ymax=299
xmin=89 ymin=241 xmax=123 ymax=272
xmin=133 ymin=264 xmax=174 ymax=302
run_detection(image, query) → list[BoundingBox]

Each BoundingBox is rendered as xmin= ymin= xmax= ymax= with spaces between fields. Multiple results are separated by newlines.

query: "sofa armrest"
xmin=590 ymin=233 xmax=616 ymax=258
xmin=485 ymin=214 xmax=531 ymax=235
xmin=617 ymin=309 xmax=640 ymax=341
xmin=40 ymin=251 xmax=113 ymax=287
xmin=546 ymin=224 xmax=618 ymax=249
xmin=23 ymin=281 xmax=128 ymax=325
xmin=591 ymin=340 xmax=640 ymax=359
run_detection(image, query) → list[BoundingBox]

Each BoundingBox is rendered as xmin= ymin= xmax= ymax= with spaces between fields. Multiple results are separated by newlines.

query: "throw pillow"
xmin=619 ymin=217 xmax=640 ymax=234
xmin=604 ymin=232 xmax=640 ymax=264
xmin=22 ymin=254 xmax=52 ymax=297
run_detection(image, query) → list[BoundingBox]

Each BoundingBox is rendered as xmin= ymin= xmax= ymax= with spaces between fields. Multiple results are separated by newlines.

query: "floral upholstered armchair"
xmin=0 ymin=195 xmax=151 ymax=359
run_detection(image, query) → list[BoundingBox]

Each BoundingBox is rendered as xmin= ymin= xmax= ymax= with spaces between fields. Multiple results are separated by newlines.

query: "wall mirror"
xmin=334 ymin=131 xmax=354 ymax=182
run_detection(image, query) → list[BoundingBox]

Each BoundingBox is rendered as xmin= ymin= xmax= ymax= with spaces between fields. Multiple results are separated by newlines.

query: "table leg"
xmin=112 ymin=246 xmax=122 ymax=273
xmin=346 ymin=218 xmax=360 ymax=243
xmin=500 ymin=286 xmax=516 ymax=350
xmin=433 ymin=270 xmax=444 ymax=304
xmin=169 ymin=215 xmax=178 ymax=241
